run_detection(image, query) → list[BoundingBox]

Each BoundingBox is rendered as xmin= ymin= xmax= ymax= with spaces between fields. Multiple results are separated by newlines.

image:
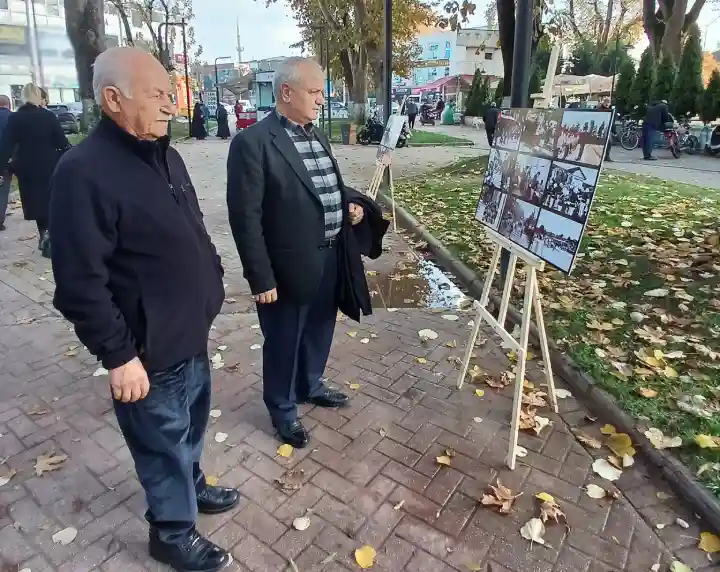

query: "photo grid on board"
xmin=475 ymin=108 xmax=613 ymax=273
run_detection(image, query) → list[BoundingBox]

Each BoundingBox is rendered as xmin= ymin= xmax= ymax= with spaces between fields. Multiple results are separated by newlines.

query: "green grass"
xmin=394 ymin=156 xmax=720 ymax=497
xmin=326 ymin=118 xmax=471 ymax=146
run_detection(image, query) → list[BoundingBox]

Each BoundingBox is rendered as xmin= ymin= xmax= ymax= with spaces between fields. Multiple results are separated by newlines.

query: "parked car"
xmin=56 ymin=110 xmax=80 ymax=134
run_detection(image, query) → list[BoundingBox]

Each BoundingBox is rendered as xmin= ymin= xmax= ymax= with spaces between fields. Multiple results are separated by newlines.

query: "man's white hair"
xmin=272 ymin=57 xmax=320 ymax=98
xmin=92 ymin=47 xmax=134 ymax=103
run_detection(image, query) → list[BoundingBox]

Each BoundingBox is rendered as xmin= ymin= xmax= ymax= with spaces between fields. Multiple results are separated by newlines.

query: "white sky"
xmin=192 ymin=0 xmax=720 ymax=63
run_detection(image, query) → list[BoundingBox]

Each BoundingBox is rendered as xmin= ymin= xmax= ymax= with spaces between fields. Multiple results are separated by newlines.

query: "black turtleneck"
xmin=49 ymin=115 xmax=225 ymax=372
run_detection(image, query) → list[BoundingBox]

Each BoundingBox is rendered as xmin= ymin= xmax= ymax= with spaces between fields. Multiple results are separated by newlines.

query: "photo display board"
xmin=475 ymin=108 xmax=613 ymax=273
xmin=376 ymin=115 xmax=407 ymax=163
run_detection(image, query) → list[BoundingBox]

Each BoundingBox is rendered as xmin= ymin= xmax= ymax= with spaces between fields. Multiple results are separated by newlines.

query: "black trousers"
xmin=114 ymin=353 xmax=211 ymax=543
xmin=486 ymin=127 xmax=495 ymax=146
xmin=408 ymin=113 xmax=417 ymax=129
xmin=257 ymin=244 xmax=338 ymax=423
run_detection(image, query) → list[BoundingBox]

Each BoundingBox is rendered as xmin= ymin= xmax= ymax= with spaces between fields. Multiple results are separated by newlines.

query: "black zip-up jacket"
xmin=49 ymin=117 xmax=225 ymax=372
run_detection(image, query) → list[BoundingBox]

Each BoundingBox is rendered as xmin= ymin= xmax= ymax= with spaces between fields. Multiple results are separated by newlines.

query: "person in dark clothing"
xmin=49 ymin=47 xmax=237 ymax=572
xmin=216 ymin=104 xmax=230 ymax=139
xmin=0 ymin=95 xmax=12 ymax=231
xmin=0 ymin=84 xmax=69 ymax=256
xmin=597 ymin=97 xmax=613 ymax=162
xmin=191 ymin=101 xmax=207 ymax=140
xmin=436 ymin=97 xmax=445 ymax=114
xmin=406 ymin=99 xmax=418 ymax=129
xmin=483 ymin=102 xmax=500 ymax=146
xmin=227 ymin=57 xmax=376 ymax=449
xmin=643 ymin=100 xmax=671 ymax=160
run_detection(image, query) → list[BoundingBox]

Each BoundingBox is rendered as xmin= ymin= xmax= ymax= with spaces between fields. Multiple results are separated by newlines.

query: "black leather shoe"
xmin=196 ymin=485 xmax=240 ymax=515
xmin=273 ymin=419 xmax=309 ymax=448
xmin=149 ymin=527 xmax=232 ymax=572
xmin=306 ymin=389 xmax=350 ymax=408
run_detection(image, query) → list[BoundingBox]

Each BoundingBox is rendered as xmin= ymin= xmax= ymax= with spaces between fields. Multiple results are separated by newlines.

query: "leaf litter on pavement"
xmin=394 ymin=156 xmax=720 ymax=498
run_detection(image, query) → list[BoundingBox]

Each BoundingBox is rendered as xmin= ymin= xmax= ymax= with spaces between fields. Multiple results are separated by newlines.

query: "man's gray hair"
xmin=92 ymin=48 xmax=133 ymax=103
xmin=272 ymin=57 xmax=320 ymax=98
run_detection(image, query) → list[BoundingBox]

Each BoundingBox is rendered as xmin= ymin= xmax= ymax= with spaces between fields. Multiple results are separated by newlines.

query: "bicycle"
xmin=620 ymin=119 xmax=640 ymax=150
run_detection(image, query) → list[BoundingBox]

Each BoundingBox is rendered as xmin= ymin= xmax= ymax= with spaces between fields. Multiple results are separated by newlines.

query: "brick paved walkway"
xmin=0 ymin=139 xmax=716 ymax=571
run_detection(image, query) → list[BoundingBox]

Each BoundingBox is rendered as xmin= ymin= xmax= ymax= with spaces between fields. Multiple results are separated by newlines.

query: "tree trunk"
xmin=107 ymin=0 xmax=134 ymax=46
xmin=661 ymin=0 xmax=688 ymax=58
xmin=600 ymin=0 xmax=614 ymax=49
xmin=64 ymin=0 xmax=106 ymax=131
xmin=497 ymin=0 xmax=515 ymax=96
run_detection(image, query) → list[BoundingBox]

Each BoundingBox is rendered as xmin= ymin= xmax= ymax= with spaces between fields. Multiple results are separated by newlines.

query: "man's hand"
xmin=109 ymin=357 xmax=150 ymax=403
xmin=349 ymin=202 xmax=364 ymax=226
xmin=253 ymin=288 xmax=278 ymax=304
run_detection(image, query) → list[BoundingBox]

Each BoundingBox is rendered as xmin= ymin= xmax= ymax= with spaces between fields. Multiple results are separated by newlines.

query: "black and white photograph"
xmin=508 ymin=153 xmax=552 ymax=205
xmin=483 ymin=148 xmax=516 ymax=191
xmin=542 ymin=161 xmax=598 ymax=223
xmin=493 ymin=109 xmax=526 ymax=151
xmin=498 ymin=195 xmax=541 ymax=249
xmin=555 ymin=110 xmax=612 ymax=166
xmin=531 ymin=209 xmax=584 ymax=272
xmin=475 ymin=184 xmax=508 ymax=230
xmin=519 ymin=109 xmax=561 ymax=157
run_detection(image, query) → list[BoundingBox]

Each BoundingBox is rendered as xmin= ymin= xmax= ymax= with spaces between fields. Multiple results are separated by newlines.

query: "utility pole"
xmin=383 ymin=0 xmax=392 ymax=187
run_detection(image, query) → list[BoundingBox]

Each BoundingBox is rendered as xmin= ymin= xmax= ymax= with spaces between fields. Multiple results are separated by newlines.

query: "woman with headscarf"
xmin=0 ymin=83 xmax=70 ymax=257
xmin=191 ymin=101 xmax=207 ymax=140
xmin=216 ymin=104 xmax=230 ymax=139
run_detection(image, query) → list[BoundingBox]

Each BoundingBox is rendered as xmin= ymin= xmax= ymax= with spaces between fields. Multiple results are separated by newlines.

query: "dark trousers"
xmin=114 ymin=352 xmax=211 ymax=543
xmin=642 ymin=124 xmax=659 ymax=158
xmin=0 ymin=173 xmax=10 ymax=227
xmin=486 ymin=127 xmax=495 ymax=147
xmin=257 ymin=244 xmax=338 ymax=423
xmin=408 ymin=113 xmax=416 ymax=129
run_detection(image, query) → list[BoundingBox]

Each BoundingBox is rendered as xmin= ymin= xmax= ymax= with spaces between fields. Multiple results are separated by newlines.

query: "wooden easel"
xmin=366 ymin=153 xmax=397 ymax=231
xmin=456 ymin=228 xmax=558 ymax=470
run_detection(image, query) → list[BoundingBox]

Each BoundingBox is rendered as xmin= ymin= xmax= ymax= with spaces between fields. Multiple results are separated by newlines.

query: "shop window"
xmin=429 ymin=43 xmax=438 ymax=59
xmin=444 ymin=41 xmax=451 ymax=59
xmin=444 ymin=67 xmax=450 ymax=76
xmin=484 ymin=52 xmax=493 ymax=60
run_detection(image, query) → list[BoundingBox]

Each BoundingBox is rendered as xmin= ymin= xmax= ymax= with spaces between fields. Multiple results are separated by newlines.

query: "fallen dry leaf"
xmin=669 ymin=561 xmax=692 ymax=572
xmin=607 ymin=433 xmax=636 ymax=458
xmin=592 ymin=458 xmax=622 ymax=481
xmin=92 ymin=367 xmax=108 ymax=377
xmin=418 ymin=329 xmax=438 ymax=341
xmin=539 ymin=498 xmax=566 ymax=524
xmin=436 ymin=455 xmax=452 ymax=466
xmin=51 ymin=527 xmax=77 ymax=545
xmin=644 ymin=288 xmax=669 ymax=297
xmin=698 ymin=531 xmax=720 ymax=553
xmin=695 ymin=434 xmax=720 ymax=449
xmin=277 ymin=444 xmax=294 ymax=458
xmin=348 ymin=383 xmax=361 ymax=390
xmin=637 ymin=387 xmax=658 ymax=398
xmin=572 ymin=429 xmax=603 ymax=449
xmin=585 ymin=484 xmax=606 ymax=499
xmin=214 ymin=432 xmax=228 ymax=443
xmin=474 ymin=389 xmax=485 ymax=397
xmin=346 ymin=331 xmax=358 ymax=338
xmin=292 ymin=516 xmax=311 ymax=531
xmin=34 ymin=453 xmax=68 ymax=476
xmin=481 ymin=480 xmax=522 ymax=514
xmin=554 ymin=389 xmax=572 ymax=399
xmin=520 ymin=517 xmax=546 ymax=545
xmin=645 ymin=428 xmax=682 ymax=450
xmin=354 ymin=545 xmax=377 ymax=569
xmin=393 ymin=499 xmax=405 ymax=511
xmin=0 ymin=468 xmax=17 ymax=488
xmin=209 ymin=409 xmax=221 ymax=418
xmin=275 ymin=469 xmax=305 ymax=492
xmin=600 ymin=424 xmax=616 ymax=435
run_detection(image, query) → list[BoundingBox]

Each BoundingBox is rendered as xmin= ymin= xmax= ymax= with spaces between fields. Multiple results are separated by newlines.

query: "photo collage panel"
xmin=474 ymin=108 xmax=613 ymax=273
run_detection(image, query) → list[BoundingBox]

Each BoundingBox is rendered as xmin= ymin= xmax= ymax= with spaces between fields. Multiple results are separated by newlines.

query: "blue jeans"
xmin=113 ymin=353 xmax=211 ymax=543
xmin=642 ymin=124 xmax=659 ymax=158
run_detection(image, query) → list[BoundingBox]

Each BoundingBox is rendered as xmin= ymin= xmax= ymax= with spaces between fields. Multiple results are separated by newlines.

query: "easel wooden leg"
xmin=456 ymin=244 xmax=502 ymax=390
xmin=497 ymin=253 xmax=517 ymax=328
xmin=389 ymin=167 xmax=397 ymax=232
xmin=506 ymin=266 xmax=536 ymax=470
xmin=532 ymin=279 xmax=558 ymax=413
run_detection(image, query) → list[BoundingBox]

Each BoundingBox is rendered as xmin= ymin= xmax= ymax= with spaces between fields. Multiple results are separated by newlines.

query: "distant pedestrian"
xmin=406 ymin=99 xmax=418 ymax=129
xmin=0 ymin=95 xmax=12 ymax=232
xmin=191 ymin=101 xmax=207 ymax=140
xmin=216 ymin=104 xmax=230 ymax=139
xmin=483 ymin=102 xmax=500 ymax=146
xmin=0 ymin=83 xmax=70 ymax=257
xmin=643 ymin=100 xmax=671 ymax=160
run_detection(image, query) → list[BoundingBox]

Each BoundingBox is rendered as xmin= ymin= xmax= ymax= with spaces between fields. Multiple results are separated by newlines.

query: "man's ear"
xmin=102 ymin=86 xmax=123 ymax=114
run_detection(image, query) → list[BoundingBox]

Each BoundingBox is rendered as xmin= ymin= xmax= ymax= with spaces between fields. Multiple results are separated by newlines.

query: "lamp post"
xmin=214 ymin=56 xmax=231 ymax=111
xmin=158 ymin=19 xmax=192 ymax=136
xmin=383 ymin=0 xmax=392 ymax=188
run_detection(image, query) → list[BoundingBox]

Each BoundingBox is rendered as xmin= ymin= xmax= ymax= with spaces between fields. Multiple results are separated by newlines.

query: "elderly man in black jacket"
xmin=227 ymin=57 xmax=372 ymax=449
xmin=49 ymin=47 xmax=238 ymax=572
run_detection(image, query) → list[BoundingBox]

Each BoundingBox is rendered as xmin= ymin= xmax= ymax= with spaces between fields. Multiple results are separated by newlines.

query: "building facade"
xmin=453 ymin=27 xmax=503 ymax=78
xmin=0 ymin=0 xmax=155 ymax=107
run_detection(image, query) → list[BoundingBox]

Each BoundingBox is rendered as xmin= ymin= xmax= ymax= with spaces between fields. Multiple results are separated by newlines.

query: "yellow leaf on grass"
xmin=536 ymin=492 xmax=555 ymax=504
xmin=662 ymin=366 xmax=678 ymax=378
xmin=695 ymin=435 xmax=720 ymax=449
xmin=349 ymin=383 xmax=361 ymax=390
xmin=600 ymin=424 xmax=617 ymax=435
xmin=436 ymin=455 xmax=452 ymax=466
xmin=205 ymin=475 xmax=218 ymax=486
xmin=698 ymin=532 xmax=720 ymax=553
xmin=475 ymin=389 xmax=485 ymax=397
xmin=277 ymin=444 xmax=294 ymax=458
xmin=355 ymin=545 xmax=377 ymax=569
xmin=638 ymin=387 xmax=658 ymax=398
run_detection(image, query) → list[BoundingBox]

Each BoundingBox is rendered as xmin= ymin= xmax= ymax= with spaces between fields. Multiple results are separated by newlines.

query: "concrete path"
xmin=0 ymin=136 xmax=716 ymax=572
xmin=431 ymin=123 xmax=720 ymax=190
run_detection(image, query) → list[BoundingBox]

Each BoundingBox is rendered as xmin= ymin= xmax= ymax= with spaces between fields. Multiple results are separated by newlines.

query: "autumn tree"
xmin=672 ymin=25 xmax=703 ymax=119
xmin=106 ymin=0 xmax=203 ymax=69
xmin=64 ymin=0 xmax=106 ymax=131
xmin=629 ymin=47 xmax=656 ymax=118
xmin=699 ymin=69 xmax=720 ymax=123
xmin=558 ymin=0 xmax=643 ymax=49
xmin=643 ymin=0 xmax=708 ymax=60
xmin=652 ymin=53 xmax=676 ymax=103
xmin=614 ymin=57 xmax=635 ymax=113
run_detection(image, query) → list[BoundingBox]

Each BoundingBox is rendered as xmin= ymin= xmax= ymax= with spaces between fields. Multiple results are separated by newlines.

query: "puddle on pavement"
xmin=368 ymin=255 xmax=467 ymax=309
